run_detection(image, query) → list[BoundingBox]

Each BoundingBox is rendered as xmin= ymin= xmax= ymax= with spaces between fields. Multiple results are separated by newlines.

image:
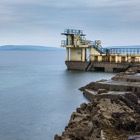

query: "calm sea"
xmin=0 ymin=51 xmax=114 ymax=140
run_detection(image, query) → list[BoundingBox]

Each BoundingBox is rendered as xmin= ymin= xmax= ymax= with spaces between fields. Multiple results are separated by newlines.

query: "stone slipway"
xmin=80 ymin=67 xmax=140 ymax=93
xmin=91 ymin=79 xmax=140 ymax=92
xmin=83 ymin=89 xmax=132 ymax=102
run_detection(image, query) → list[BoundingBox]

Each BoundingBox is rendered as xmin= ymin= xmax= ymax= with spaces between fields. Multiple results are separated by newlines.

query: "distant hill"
xmin=0 ymin=45 xmax=65 ymax=51
xmin=106 ymin=45 xmax=140 ymax=49
xmin=1 ymin=45 xmax=139 ymax=51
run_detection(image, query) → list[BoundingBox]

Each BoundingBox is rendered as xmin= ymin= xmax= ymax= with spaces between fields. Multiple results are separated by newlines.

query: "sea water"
xmin=0 ymin=51 xmax=114 ymax=140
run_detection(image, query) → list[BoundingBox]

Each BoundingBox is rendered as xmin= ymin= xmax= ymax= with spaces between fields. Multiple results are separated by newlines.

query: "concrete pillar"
xmin=68 ymin=35 xmax=72 ymax=45
xmin=115 ymin=55 xmax=118 ymax=62
xmin=119 ymin=55 xmax=122 ymax=63
xmin=98 ymin=55 xmax=102 ymax=62
xmin=66 ymin=48 xmax=69 ymax=61
xmin=85 ymin=48 xmax=87 ymax=61
xmin=109 ymin=55 xmax=112 ymax=62
xmin=116 ymin=55 xmax=121 ymax=63
xmin=126 ymin=55 xmax=128 ymax=62
xmin=82 ymin=48 xmax=85 ymax=62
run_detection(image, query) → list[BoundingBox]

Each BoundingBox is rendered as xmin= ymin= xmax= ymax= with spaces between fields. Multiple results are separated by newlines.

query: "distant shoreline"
xmin=0 ymin=45 xmax=65 ymax=51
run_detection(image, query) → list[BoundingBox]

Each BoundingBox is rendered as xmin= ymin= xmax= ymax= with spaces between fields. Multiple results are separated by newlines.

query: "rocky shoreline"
xmin=54 ymin=66 xmax=140 ymax=140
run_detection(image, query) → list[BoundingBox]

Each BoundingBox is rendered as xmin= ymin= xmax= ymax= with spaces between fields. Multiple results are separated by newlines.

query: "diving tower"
xmin=61 ymin=29 xmax=140 ymax=72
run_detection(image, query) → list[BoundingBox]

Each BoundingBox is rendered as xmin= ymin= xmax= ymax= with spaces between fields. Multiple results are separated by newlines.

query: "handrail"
xmin=61 ymin=40 xmax=66 ymax=45
xmin=63 ymin=29 xmax=84 ymax=35
xmin=109 ymin=48 xmax=140 ymax=54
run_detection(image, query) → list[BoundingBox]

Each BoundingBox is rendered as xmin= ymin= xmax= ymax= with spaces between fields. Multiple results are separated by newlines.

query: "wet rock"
xmin=127 ymin=67 xmax=138 ymax=73
xmin=80 ymin=103 xmax=87 ymax=110
xmin=97 ymin=89 xmax=108 ymax=94
xmin=79 ymin=82 xmax=95 ymax=91
xmin=128 ymin=135 xmax=140 ymax=140
xmin=54 ymin=134 xmax=61 ymax=140
xmin=96 ymin=79 xmax=107 ymax=82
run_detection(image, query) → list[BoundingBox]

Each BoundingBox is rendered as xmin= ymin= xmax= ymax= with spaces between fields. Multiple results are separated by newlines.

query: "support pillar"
xmin=66 ymin=48 xmax=69 ymax=61
xmin=115 ymin=55 xmax=121 ymax=63
xmin=82 ymin=48 xmax=85 ymax=62
xmin=115 ymin=55 xmax=118 ymax=63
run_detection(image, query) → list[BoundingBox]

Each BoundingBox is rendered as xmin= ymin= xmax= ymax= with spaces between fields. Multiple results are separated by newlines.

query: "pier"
xmin=61 ymin=29 xmax=140 ymax=72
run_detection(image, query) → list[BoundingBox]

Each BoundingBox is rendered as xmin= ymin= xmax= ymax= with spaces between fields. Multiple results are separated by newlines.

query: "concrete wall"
xmin=91 ymin=62 xmax=130 ymax=72
xmin=65 ymin=61 xmax=89 ymax=71
xmin=88 ymin=48 xmax=101 ymax=61
xmin=89 ymin=47 xmax=100 ymax=55
xmin=65 ymin=61 xmax=132 ymax=72
xmin=70 ymin=48 xmax=82 ymax=61
xmin=67 ymin=48 xmax=87 ymax=62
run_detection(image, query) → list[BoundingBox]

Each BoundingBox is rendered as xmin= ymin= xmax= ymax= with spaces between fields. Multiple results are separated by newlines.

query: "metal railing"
xmin=63 ymin=29 xmax=84 ymax=35
xmin=61 ymin=38 xmax=140 ymax=55
xmin=88 ymin=40 xmax=106 ymax=54
xmin=61 ymin=40 xmax=66 ymax=45
xmin=109 ymin=48 xmax=140 ymax=54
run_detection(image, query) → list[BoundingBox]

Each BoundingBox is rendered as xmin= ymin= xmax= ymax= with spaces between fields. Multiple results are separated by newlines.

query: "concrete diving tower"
xmin=61 ymin=29 xmax=140 ymax=72
xmin=61 ymin=29 xmax=103 ymax=62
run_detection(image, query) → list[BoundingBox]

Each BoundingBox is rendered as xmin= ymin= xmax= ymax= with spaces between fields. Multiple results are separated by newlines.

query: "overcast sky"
xmin=0 ymin=0 xmax=140 ymax=47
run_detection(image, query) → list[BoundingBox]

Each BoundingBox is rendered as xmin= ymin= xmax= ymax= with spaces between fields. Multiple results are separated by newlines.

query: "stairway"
xmin=85 ymin=62 xmax=93 ymax=71
xmin=93 ymin=45 xmax=107 ymax=54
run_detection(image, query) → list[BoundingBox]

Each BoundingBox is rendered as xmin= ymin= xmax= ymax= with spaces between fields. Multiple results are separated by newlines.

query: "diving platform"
xmin=61 ymin=29 xmax=140 ymax=72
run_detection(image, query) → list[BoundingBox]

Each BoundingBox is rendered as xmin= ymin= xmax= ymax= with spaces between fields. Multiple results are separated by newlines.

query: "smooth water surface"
xmin=0 ymin=51 xmax=114 ymax=140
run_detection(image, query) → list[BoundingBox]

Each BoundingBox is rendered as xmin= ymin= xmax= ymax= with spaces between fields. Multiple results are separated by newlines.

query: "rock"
xmin=79 ymin=82 xmax=95 ymax=91
xmin=54 ymin=134 xmax=61 ymax=140
xmin=85 ymin=103 xmax=93 ymax=113
xmin=116 ymin=72 xmax=126 ymax=76
xmin=55 ymin=92 xmax=140 ymax=140
xmin=54 ymin=66 xmax=140 ymax=140
xmin=97 ymin=89 xmax=108 ymax=94
xmin=127 ymin=67 xmax=138 ymax=73
xmin=80 ymin=103 xmax=87 ymax=110
xmin=128 ymin=135 xmax=140 ymax=140
xmin=96 ymin=79 xmax=107 ymax=82
xmin=76 ymin=107 xmax=83 ymax=114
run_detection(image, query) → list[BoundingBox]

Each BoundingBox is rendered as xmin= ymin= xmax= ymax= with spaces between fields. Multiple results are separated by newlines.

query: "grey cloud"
xmin=0 ymin=0 xmax=140 ymax=46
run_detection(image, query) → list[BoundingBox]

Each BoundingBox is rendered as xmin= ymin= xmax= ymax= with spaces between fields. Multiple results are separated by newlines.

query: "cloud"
xmin=0 ymin=0 xmax=140 ymax=46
